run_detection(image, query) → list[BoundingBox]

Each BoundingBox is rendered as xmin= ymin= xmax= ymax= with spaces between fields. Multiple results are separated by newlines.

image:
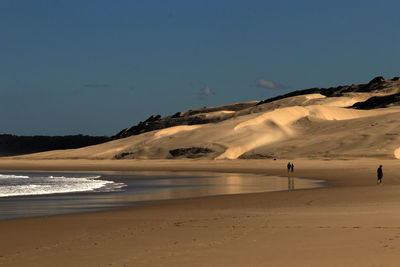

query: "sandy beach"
xmin=3 ymin=0 xmax=400 ymax=265
xmin=1 ymin=158 xmax=400 ymax=266
xmin=2 ymin=78 xmax=400 ymax=266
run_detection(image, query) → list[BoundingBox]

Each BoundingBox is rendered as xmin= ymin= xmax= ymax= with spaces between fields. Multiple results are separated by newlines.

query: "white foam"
xmin=48 ymin=175 xmax=101 ymax=179
xmin=0 ymin=174 xmax=125 ymax=197
xmin=0 ymin=174 xmax=29 ymax=179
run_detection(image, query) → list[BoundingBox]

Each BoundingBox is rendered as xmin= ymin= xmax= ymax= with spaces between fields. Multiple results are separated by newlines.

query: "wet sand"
xmin=1 ymin=158 xmax=400 ymax=266
xmin=0 ymin=171 xmax=323 ymax=220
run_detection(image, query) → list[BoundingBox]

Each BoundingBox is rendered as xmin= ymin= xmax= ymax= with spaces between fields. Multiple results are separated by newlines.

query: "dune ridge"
xmin=9 ymin=77 xmax=400 ymax=161
xmin=12 ymin=99 xmax=400 ymax=161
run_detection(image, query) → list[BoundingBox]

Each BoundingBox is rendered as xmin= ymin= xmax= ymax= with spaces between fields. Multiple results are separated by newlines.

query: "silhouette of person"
xmin=377 ymin=165 xmax=383 ymax=184
xmin=287 ymin=162 xmax=294 ymax=190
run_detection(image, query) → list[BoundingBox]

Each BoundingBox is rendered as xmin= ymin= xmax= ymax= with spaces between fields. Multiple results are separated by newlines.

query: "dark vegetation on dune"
xmin=169 ymin=147 xmax=214 ymax=158
xmin=351 ymin=93 xmax=400 ymax=109
xmin=0 ymin=135 xmax=109 ymax=157
xmin=257 ymin=76 xmax=399 ymax=105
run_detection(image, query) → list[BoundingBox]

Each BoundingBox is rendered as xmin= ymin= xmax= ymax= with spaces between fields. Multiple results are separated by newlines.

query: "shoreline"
xmin=0 ymin=169 xmax=326 ymax=220
xmin=1 ymin=158 xmax=400 ymax=266
xmin=0 ymin=157 xmax=396 ymax=188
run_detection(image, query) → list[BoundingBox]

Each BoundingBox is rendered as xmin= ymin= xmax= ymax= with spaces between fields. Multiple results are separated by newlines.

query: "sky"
xmin=1 ymin=0 xmax=400 ymax=136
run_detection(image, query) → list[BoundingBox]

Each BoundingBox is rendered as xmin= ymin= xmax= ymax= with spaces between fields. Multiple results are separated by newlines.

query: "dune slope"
xmin=12 ymin=81 xmax=400 ymax=161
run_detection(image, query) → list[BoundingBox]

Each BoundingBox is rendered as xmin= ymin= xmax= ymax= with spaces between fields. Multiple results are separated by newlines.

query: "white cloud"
xmin=256 ymin=79 xmax=278 ymax=89
xmin=200 ymin=86 xmax=215 ymax=96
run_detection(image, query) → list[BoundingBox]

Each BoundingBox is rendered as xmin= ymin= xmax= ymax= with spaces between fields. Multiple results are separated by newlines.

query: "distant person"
xmin=287 ymin=162 xmax=294 ymax=190
xmin=377 ymin=165 xmax=383 ymax=184
xmin=291 ymin=163 xmax=294 ymax=173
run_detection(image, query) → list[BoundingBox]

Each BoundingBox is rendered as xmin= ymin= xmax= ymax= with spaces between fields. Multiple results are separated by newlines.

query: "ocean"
xmin=0 ymin=171 xmax=325 ymax=220
xmin=0 ymin=173 xmax=125 ymax=197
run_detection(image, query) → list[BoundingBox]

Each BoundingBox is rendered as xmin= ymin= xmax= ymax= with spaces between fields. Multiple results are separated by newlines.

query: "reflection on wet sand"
xmin=103 ymin=172 xmax=322 ymax=202
xmin=0 ymin=172 xmax=325 ymax=220
xmin=288 ymin=173 xmax=294 ymax=190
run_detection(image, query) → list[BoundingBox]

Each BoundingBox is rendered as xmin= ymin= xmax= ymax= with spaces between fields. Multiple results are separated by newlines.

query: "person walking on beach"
xmin=290 ymin=163 xmax=294 ymax=173
xmin=287 ymin=162 xmax=294 ymax=190
xmin=377 ymin=165 xmax=383 ymax=184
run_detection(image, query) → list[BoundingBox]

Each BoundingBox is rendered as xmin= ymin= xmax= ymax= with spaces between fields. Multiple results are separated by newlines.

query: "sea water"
xmin=0 ymin=171 xmax=325 ymax=220
xmin=0 ymin=173 xmax=125 ymax=197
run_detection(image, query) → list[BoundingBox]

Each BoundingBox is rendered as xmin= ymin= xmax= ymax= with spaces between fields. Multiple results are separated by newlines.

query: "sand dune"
xmin=216 ymin=107 xmax=309 ymax=159
xmin=12 ymin=89 xmax=400 ymax=161
xmin=218 ymin=104 xmax=398 ymax=159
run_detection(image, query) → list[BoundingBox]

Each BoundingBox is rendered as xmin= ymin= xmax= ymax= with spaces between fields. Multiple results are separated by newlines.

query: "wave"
xmin=48 ymin=175 xmax=101 ymax=179
xmin=0 ymin=174 xmax=30 ymax=179
xmin=0 ymin=174 xmax=126 ymax=197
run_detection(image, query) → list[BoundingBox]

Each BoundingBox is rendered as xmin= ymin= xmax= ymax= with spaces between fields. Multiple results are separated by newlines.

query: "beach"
xmin=1 ymin=158 xmax=400 ymax=266
xmin=2 ymin=1 xmax=400 ymax=266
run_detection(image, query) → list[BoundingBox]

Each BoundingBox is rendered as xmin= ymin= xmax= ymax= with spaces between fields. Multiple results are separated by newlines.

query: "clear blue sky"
xmin=1 ymin=0 xmax=399 ymax=136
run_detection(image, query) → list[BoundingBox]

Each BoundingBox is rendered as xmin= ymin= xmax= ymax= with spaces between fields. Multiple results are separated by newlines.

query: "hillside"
xmin=11 ymin=76 xmax=400 ymax=160
xmin=0 ymin=135 xmax=109 ymax=156
xmin=112 ymin=76 xmax=400 ymax=139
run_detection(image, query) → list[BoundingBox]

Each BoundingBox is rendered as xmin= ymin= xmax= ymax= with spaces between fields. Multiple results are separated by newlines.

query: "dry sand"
xmin=1 ymin=158 xmax=400 ymax=267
